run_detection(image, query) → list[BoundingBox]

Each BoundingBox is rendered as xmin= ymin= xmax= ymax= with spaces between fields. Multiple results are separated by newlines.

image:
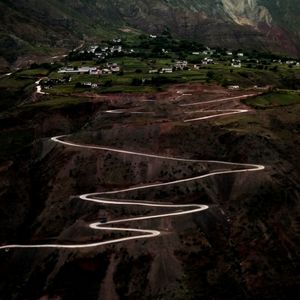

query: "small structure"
xmin=286 ymin=60 xmax=296 ymax=65
xmin=102 ymin=68 xmax=112 ymax=75
xmin=88 ymin=46 xmax=98 ymax=54
xmin=89 ymin=67 xmax=101 ymax=75
xmin=110 ymin=46 xmax=122 ymax=53
xmin=111 ymin=63 xmax=120 ymax=73
xmin=231 ymin=59 xmax=242 ymax=68
xmin=228 ymin=85 xmax=240 ymax=90
xmin=175 ymin=60 xmax=188 ymax=70
xmin=149 ymin=69 xmax=159 ymax=74
xmin=113 ymin=38 xmax=122 ymax=43
xmin=106 ymin=62 xmax=120 ymax=73
xmin=58 ymin=67 xmax=91 ymax=74
xmin=202 ymin=57 xmax=214 ymax=65
xmin=160 ymin=68 xmax=173 ymax=73
xmin=80 ymin=82 xmax=99 ymax=89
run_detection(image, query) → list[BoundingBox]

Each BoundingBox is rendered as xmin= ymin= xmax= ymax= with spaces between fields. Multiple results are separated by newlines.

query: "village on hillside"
xmin=24 ymin=34 xmax=300 ymax=94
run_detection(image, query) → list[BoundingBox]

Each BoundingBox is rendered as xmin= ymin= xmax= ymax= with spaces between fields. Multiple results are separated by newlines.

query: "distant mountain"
xmin=1 ymin=0 xmax=300 ymax=68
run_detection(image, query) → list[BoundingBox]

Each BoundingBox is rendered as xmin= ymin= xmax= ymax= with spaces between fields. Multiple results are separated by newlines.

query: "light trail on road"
xmin=0 ymin=91 xmax=265 ymax=251
xmin=0 ymin=73 xmax=12 ymax=79
xmin=180 ymin=94 xmax=258 ymax=107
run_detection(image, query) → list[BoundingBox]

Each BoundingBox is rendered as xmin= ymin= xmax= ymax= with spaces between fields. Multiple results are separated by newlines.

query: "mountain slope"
xmin=0 ymin=0 xmax=300 ymax=68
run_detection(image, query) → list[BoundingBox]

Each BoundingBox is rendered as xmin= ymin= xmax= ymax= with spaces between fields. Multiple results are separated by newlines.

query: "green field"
xmin=244 ymin=92 xmax=300 ymax=108
xmin=2 ymin=34 xmax=300 ymax=113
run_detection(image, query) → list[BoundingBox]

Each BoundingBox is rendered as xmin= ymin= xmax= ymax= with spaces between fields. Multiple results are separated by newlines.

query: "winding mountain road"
xmin=0 ymin=92 xmax=265 ymax=251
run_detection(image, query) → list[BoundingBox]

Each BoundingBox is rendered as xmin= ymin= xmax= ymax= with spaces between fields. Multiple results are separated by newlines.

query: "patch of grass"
xmin=0 ymin=75 xmax=34 ymax=89
xmin=46 ymin=85 xmax=76 ymax=95
xmin=244 ymin=92 xmax=300 ymax=108
xmin=16 ymin=68 xmax=49 ymax=77
xmin=99 ymin=85 xmax=157 ymax=93
xmin=23 ymin=96 xmax=89 ymax=109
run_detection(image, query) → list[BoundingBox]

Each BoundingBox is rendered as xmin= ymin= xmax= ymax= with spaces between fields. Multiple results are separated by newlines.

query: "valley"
xmin=0 ymin=34 xmax=299 ymax=300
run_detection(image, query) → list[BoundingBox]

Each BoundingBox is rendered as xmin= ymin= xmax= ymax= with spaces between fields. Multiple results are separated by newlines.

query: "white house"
xmin=202 ymin=57 xmax=214 ymax=65
xmin=231 ymin=59 xmax=242 ymax=68
xmin=88 ymin=46 xmax=98 ymax=54
xmin=58 ymin=66 xmax=103 ymax=75
xmin=228 ymin=85 xmax=240 ymax=90
xmin=160 ymin=68 xmax=173 ymax=73
xmin=58 ymin=67 xmax=91 ymax=74
xmin=175 ymin=60 xmax=188 ymax=69
xmin=110 ymin=46 xmax=122 ymax=53
xmin=286 ymin=60 xmax=296 ymax=65
xmin=82 ymin=82 xmax=98 ymax=88
xmin=89 ymin=68 xmax=101 ymax=75
xmin=58 ymin=67 xmax=76 ymax=74
xmin=113 ymin=38 xmax=122 ymax=43
xmin=102 ymin=68 xmax=112 ymax=74
xmin=149 ymin=69 xmax=159 ymax=74
xmin=110 ymin=63 xmax=120 ymax=73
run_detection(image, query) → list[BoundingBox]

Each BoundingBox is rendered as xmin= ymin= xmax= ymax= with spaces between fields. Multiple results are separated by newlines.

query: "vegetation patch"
xmin=244 ymin=92 xmax=300 ymax=109
xmin=23 ymin=96 xmax=89 ymax=110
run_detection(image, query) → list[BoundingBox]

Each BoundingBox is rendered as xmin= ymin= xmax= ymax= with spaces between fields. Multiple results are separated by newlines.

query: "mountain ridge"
xmin=1 ymin=0 xmax=300 ymax=69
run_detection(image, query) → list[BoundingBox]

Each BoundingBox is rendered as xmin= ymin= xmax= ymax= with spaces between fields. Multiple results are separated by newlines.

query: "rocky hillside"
xmin=0 ymin=0 xmax=300 ymax=68
xmin=0 ymin=84 xmax=299 ymax=299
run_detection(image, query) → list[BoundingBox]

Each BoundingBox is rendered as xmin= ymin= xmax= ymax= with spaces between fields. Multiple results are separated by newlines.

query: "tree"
xmin=103 ymin=80 xmax=113 ymax=87
xmin=206 ymin=70 xmax=215 ymax=82
xmin=75 ymin=82 xmax=83 ymax=88
xmin=131 ymin=78 xmax=143 ymax=86
xmin=270 ymin=66 xmax=278 ymax=72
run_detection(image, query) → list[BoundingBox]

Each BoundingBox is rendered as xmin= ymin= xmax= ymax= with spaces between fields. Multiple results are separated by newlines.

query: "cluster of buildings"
xmin=58 ymin=63 xmax=120 ymax=75
xmin=82 ymin=38 xmax=135 ymax=60
xmin=79 ymin=82 xmax=99 ymax=89
xmin=148 ymin=60 xmax=188 ymax=74
xmin=201 ymin=57 xmax=214 ymax=65
xmin=149 ymin=68 xmax=173 ymax=74
xmin=174 ymin=60 xmax=188 ymax=70
xmin=58 ymin=66 xmax=95 ymax=74
xmin=284 ymin=60 xmax=300 ymax=66
xmin=84 ymin=45 xmax=124 ymax=60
